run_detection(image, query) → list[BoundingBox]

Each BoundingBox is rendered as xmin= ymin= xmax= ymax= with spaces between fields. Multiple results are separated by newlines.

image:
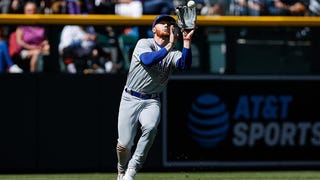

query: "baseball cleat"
xmin=117 ymin=173 xmax=124 ymax=180
xmin=123 ymin=168 xmax=136 ymax=180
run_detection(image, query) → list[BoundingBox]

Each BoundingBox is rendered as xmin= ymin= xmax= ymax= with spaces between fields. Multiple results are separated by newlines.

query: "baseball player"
xmin=116 ymin=14 xmax=195 ymax=180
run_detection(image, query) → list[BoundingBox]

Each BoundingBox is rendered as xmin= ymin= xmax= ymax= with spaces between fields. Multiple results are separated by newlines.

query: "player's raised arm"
xmin=182 ymin=28 xmax=195 ymax=49
xmin=175 ymin=27 xmax=195 ymax=71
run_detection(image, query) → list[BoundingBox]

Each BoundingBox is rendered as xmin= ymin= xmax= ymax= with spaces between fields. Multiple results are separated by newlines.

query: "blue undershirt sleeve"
xmin=140 ymin=48 xmax=168 ymax=66
xmin=176 ymin=48 xmax=192 ymax=71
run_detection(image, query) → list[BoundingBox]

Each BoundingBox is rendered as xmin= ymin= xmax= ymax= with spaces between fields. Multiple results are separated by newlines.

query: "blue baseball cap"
xmin=152 ymin=14 xmax=176 ymax=27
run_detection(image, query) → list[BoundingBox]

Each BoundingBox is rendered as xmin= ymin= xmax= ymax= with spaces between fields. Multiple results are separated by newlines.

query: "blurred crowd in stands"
xmin=0 ymin=0 xmax=318 ymax=74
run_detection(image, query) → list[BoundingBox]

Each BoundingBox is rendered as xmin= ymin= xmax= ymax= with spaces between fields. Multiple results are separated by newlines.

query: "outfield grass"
xmin=0 ymin=171 xmax=319 ymax=180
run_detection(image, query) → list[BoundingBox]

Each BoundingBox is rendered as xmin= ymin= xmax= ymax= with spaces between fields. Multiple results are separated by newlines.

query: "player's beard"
xmin=155 ymin=28 xmax=170 ymax=38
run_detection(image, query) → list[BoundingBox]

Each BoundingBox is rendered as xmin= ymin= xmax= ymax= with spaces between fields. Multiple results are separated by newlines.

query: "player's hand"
xmin=169 ymin=25 xmax=178 ymax=44
xmin=182 ymin=23 xmax=196 ymax=40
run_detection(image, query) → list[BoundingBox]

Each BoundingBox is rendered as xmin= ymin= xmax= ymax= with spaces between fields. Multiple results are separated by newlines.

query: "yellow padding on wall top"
xmin=1 ymin=14 xmax=320 ymax=26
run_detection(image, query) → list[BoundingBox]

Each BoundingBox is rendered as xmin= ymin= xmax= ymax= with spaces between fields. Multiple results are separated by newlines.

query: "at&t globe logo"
xmin=188 ymin=94 xmax=230 ymax=148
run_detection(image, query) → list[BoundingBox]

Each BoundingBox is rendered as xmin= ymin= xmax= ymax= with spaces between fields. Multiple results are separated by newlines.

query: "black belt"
xmin=125 ymin=88 xmax=159 ymax=99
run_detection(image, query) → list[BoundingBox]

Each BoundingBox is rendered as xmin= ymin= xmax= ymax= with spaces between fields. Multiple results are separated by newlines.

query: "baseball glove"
xmin=176 ymin=4 xmax=197 ymax=30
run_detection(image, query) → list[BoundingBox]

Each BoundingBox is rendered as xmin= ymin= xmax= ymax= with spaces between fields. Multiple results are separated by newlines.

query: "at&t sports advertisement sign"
xmin=163 ymin=76 xmax=320 ymax=167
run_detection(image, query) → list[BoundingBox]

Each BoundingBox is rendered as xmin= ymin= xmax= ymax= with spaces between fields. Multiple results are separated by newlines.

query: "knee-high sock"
xmin=116 ymin=143 xmax=130 ymax=173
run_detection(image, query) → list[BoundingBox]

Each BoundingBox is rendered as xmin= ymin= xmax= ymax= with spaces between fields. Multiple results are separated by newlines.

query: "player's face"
xmin=154 ymin=21 xmax=171 ymax=37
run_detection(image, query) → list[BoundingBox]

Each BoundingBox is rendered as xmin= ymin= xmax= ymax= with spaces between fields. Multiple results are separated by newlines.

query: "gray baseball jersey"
xmin=125 ymin=38 xmax=182 ymax=95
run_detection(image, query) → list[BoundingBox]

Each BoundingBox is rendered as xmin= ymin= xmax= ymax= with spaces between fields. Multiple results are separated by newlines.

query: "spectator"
xmin=265 ymin=0 xmax=310 ymax=40
xmin=80 ymin=0 xmax=95 ymax=14
xmin=266 ymin=0 xmax=309 ymax=16
xmin=66 ymin=0 xmax=81 ymax=14
xmin=173 ymin=0 xmax=205 ymax=14
xmin=307 ymin=0 xmax=320 ymax=16
xmin=58 ymin=25 xmax=112 ymax=74
xmin=97 ymin=26 xmax=121 ymax=73
xmin=0 ymin=0 xmax=11 ymax=13
xmin=9 ymin=0 xmax=24 ymax=14
xmin=0 ymin=27 xmax=23 ymax=73
xmin=15 ymin=1 xmax=50 ymax=73
xmin=39 ymin=0 xmax=54 ymax=14
xmin=51 ymin=0 xmax=67 ymax=14
xmin=142 ymin=0 xmax=175 ymax=14
xmin=201 ymin=0 xmax=227 ymax=15
xmin=50 ymin=0 xmax=82 ymax=14
xmin=50 ymin=0 xmax=95 ymax=14
xmin=53 ymin=0 xmax=92 ymax=14
xmin=114 ymin=0 xmax=142 ymax=71
xmin=229 ymin=0 xmax=267 ymax=16
xmin=93 ymin=0 xmax=115 ymax=14
xmin=114 ymin=0 xmax=142 ymax=17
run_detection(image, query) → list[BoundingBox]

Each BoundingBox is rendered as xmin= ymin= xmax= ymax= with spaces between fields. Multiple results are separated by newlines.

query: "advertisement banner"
xmin=163 ymin=76 xmax=320 ymax=167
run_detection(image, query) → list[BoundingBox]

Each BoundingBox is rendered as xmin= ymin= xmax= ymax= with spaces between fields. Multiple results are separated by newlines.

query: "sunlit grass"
xmin=0 ymin=171 xmax=319 ymax=180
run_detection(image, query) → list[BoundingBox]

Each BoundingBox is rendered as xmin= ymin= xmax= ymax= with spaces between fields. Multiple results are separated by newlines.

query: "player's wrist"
xmin=166 ymin=41 xmax=175 ymax=50
xmin=168 ymin=42 xmax=174 ymax=47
